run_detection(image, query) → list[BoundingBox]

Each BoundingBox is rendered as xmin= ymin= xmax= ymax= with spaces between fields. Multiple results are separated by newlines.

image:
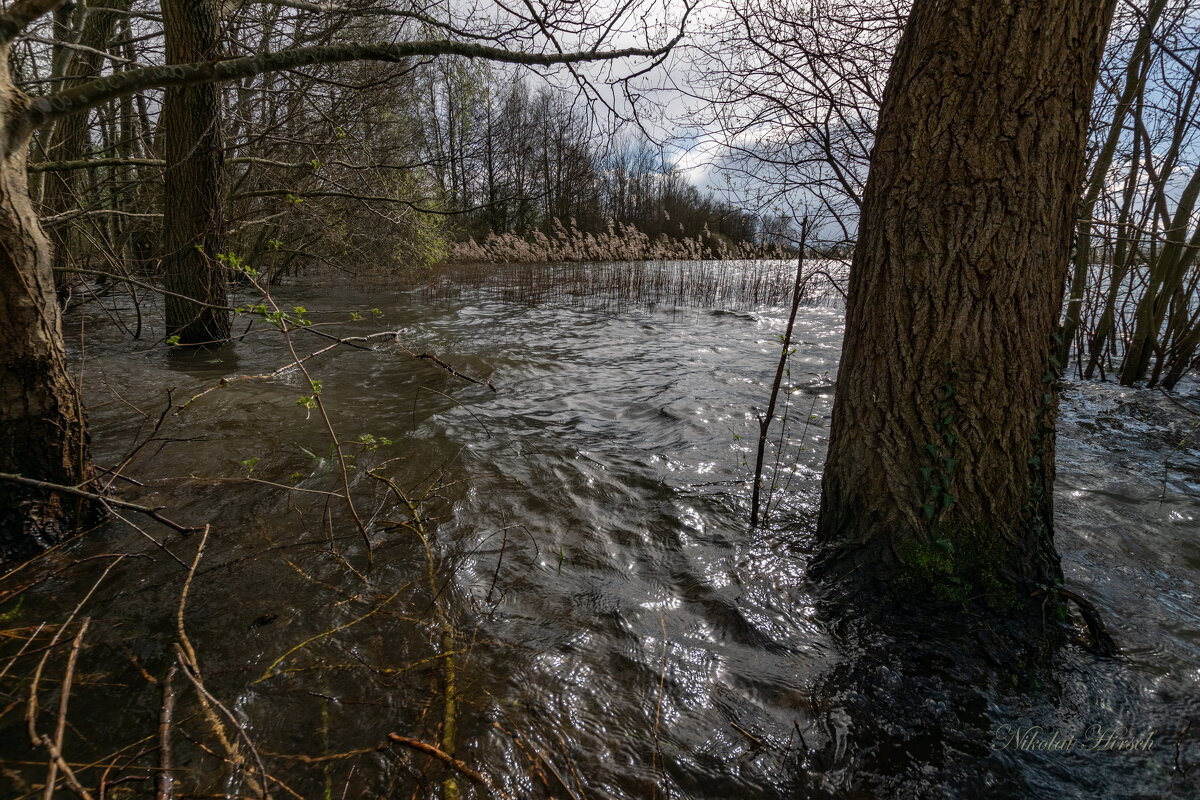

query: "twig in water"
xmin=100 ymin=390 xmax=174 ymax=493
xmin=1157 ymin=402 xmax=1198 ymax=503
xmin=156 ymin=665 xmax=177 ymax=800
xmin=174 ymin=528 xmax=268 ymax=797
xmin=1052 ymin=586 xmax=1117 ymax=656
xmin=27 ymin=557 xmax=125 ymax=758
xmin=489 ymin=719 xmax=580 ymax=800
xmin=731 ymin=721 xmax=766 ymax=749
xmin=109 ymin=510 xmax=191 ymax=570
xmin=0 ymin=472 xmax=199 ymax=536
xmin=390 ymin=337 xmax=496 ymax=391
xmin=486 ymin=526 xmax=509 ymax=605
xmin=253 ymin=585 xmax=405 ymax=683
xmin=387 ymin=735 xmax=512 ymax=800
xmin=174 ymin=645 xmax=273 ymax=799
xmin=0 ymin=621 xmax=46 ymax=692
xmin=751 ymin=217 xmax=810 ymax=527
xmin=40 ymin=618 xmax=91 ymax=800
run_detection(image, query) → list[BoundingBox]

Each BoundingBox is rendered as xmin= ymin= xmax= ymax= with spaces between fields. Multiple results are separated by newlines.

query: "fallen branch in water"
xmin=488 ymin=719 xmax=580 ymax=800
xmin=0 ymin=472 xmax=199 ymax=536
xmin=392 ymin=342 xmax=497 ymax=391
xmin=175 ymin=528 xmax=271 ymax=798
xmin=386 ymin=735 xmax=512 ymax=800
xmin=179 ymin=328 xmax=495 ymax=412
xmin=25 ymin=561 xmax=122 ymax=799
xmin=253 ymin=584 xmax=405 ymax=684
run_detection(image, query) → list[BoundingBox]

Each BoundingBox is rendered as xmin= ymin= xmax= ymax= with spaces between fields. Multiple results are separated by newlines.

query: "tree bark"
xmin=160 ymin=0 xmax=229 ymax=345
xmin=813 ymin=0 xmax=1117 ymax=612
xmin=0 ymin=50 xmax=96 ymax=562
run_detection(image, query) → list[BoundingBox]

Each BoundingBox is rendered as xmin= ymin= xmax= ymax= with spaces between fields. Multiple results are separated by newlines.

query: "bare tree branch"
xmin=28 ymin=36 xmax=683 ymax=126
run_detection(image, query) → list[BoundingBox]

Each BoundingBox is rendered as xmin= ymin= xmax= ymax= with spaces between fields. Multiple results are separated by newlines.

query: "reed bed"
xmin=413 ymin=258 xmax=848 ymax=312
xmin=447 ymin=219 xmax=795 ymax=265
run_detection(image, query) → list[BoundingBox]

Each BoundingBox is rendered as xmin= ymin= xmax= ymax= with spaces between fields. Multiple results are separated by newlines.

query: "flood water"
xmin=2 ymin=260 xmax=1198 ymax=798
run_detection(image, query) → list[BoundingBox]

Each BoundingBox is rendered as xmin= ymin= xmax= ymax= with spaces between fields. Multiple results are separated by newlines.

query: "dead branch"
xmin=1056 ymin=587 xmax=1118 ymax=656
xmin=156 ymin=666 xmax=177 ymax=800
xmin=0 ymin=472 xmax=199 ymax=536
xmin=387 ymin=735 xmax=513 ymax=800
xmin=173 ymin=527 xmax=259 ymax=795
xmin=39 ymin=618 xmax=92 ymax=800
xmin=398 ymin=346 xmax=497 ymax=392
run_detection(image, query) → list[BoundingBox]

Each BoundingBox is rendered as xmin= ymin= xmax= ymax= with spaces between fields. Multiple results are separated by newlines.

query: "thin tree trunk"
xmin=1119 ymin=163 xmax=1200 ymax=385
xmin=27 ymin=2 xmax=82 ymax=205
xmin=752 ymin=221 xmax=808 ymax=528
xmin=42 ymin=0 xmax=125 ymax=294
xmin=1084 ymin=76 xmax=1146 ymax=380
xmin=1058 ymin=0 xmax=1166 ymax=370
xmin=161 ymin=0 xmax=230 ymax=345
xmin=813 ymin=0 xmax=1117 ymax=613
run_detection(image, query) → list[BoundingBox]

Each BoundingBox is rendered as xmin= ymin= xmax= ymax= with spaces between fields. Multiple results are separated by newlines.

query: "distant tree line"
xmin=415 ymin=63 xmax=773 ymax=258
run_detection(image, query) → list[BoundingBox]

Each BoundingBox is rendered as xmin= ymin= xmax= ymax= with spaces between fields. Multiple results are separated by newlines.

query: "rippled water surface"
xmin=2 ymin=261 xmax=1198 ymax=798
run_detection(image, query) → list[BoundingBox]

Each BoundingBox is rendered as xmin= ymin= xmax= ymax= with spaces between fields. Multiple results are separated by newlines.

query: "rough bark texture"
xmin=813 ymin=0 xmax=1117 ymax=609
xmin=0 ymin=50 xmax=96 ymax=562
xmin=161 ymin=0 xmax=229 ymax=345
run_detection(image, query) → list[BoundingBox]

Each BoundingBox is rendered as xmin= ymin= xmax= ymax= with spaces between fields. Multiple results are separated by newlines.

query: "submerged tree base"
xmin=796 ymin=609 xmax=1081 ymax=799
xmin=807 ymin=525 xmax=1118 ymax=662
xmin=811 ymin=525 xmax=1059 ymax=610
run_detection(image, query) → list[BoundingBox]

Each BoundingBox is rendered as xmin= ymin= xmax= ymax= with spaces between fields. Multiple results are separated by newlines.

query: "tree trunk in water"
xmin=161 ymin=0 xmax=229 ymax=345
xmin=0 ymin=55 xmax=97 ymax=562
xmin=813 ymin=0 xmax=1117 ymax=613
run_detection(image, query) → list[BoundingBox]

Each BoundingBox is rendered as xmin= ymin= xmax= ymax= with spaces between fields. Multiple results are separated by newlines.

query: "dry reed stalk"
xmin=39 ymin=618 xmax=92 ymax=800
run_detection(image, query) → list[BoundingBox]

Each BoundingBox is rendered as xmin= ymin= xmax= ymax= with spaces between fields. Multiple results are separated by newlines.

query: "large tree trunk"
xmin=161 ymin=0 xmax=229 ymax=345
xmin=812 ymin=0 xmax=1117 ymax=612
xmin=0 ymin=54 xmax=96 ymax=562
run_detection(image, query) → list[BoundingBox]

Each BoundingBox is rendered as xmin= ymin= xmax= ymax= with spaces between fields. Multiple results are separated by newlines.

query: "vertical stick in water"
xmin=751 ymin=219 xmax=809 ymax=528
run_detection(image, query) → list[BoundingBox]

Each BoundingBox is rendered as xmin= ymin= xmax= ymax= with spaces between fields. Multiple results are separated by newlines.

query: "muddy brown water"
xmin=2 ymin=261 xmax=1198 ymax=798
